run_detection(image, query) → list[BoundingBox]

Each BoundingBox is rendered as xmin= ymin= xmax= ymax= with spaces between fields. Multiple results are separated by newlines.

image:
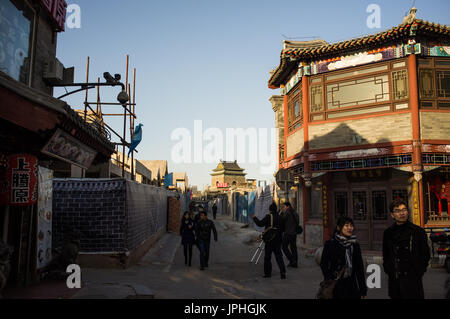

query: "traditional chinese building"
xmin=0 ymin=0 xmax=115 ymax=286
xmin=269 ymin=8 xmax=450 ymax=250
xmin=210 ymin=160 xmax=247 ymax=189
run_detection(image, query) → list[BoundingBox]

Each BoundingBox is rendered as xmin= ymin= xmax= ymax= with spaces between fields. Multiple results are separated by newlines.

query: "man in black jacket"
xmin=251 ymin=202 xmax=286 ymax=279
xmin=280 ymin=202 xmax=300 ymax=268
xmin=382 ymin=198 xmax=430 ymax=299
xmin=212 ymin=203 xmax=218 ymax=220
xmin=195 ymin=211 xmax=218 ymax=270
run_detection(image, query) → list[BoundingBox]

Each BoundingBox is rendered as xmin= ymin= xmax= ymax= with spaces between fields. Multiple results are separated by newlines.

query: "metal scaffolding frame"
xmin=82 ymin=55 xmax=138 ymax=180
xmin=52 ymin=55 xmax=138 ymax=180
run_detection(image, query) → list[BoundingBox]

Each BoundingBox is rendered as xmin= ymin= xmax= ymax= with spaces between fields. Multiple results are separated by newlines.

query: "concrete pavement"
xmin=71 ymin=214 xmax=450 ymax=299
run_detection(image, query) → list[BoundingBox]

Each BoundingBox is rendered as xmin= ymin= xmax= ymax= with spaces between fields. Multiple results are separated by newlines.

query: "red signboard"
xmin=217 ymin=183 xmax=229 ymax=188
xmin=41 ymin=0 xmax=67 ymax=31
xmin=6 ymin=154 xmax=38 ymax=206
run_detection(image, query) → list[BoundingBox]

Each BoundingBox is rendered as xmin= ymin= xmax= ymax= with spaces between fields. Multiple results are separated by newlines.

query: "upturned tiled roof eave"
xmin=268 ymin=19 xmax=450 ymax=89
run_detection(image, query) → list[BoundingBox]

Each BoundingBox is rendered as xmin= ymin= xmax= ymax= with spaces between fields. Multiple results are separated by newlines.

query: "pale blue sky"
xmin=54 ymin=0 xmax=450 ymax=190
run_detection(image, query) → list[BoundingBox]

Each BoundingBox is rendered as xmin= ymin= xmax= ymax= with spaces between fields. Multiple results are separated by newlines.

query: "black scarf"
xmin=333 ymin=233 xmax=357 ymax=278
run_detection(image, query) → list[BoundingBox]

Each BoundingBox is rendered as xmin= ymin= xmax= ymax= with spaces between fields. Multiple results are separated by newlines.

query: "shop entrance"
xmin=331 ymin=170 xmax=409 ymax=251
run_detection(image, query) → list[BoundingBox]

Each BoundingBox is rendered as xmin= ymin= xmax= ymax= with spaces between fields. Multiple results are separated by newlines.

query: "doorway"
xmin=332 ymin=179 xmax=408 ymax=251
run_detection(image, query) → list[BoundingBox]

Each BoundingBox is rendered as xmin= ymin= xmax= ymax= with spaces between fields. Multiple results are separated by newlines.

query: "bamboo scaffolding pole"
xmin=132 ymin=68 xmax=136 ymax=181
xmin=122 ymin=55 xmax=130 ymax=178
xmin=129 ymin=83 xmax=133 ymax=138
xmin=84 ymin=56 xmax=90 ymax=121
xmin=132 ymin=69 xmax=136 ymax=128
xmin=84 ymin=102 xmax=136 ymax=106
xmin=129 ymin=83 xmax=134 ymax=180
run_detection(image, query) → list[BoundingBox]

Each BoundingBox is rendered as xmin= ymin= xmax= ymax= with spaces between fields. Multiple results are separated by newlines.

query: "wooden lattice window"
xmin=310 ymin=85 xmax=323 ymax=113
xmin=353 ymin=191 xmax=367 ymax=221
xmin=392 ymin=70 xmax=409 ymax=101
xmin=419 ymin=69 xmax=435 ymax=99
xmin=287 ymin=85 xmax=302 ymax=132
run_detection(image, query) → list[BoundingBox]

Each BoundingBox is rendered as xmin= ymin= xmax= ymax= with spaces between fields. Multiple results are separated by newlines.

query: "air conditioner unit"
xmin=43 ymin=58 xmax=64 ymax=84
xmin=63 ymin=66 xmax=74 ymax=84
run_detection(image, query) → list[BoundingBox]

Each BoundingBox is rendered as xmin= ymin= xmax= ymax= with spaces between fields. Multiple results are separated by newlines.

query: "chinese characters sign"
xmin=42 ymin=129 xmax=97 ymax=170
xmin=412 ymin=181 xmax=421 ymax=226
xmin=37 ymin=166 xmax=53 ymax=270
xmin=346 ymin=169 xmax=388 ymax=182
xmin=217 ymin=183 xmax=229 ymax=188
xmin=40 ymin=0 xmax=67 ymax=31
xmin=322 ymin=185 xmax=328 ymax=228
xmin=6 ymin=154 xmax=38 ymax=206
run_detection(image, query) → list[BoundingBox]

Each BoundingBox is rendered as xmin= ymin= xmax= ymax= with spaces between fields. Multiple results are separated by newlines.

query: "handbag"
xmin=316 ymin=268 xmax=345 ymax=299
xmin=296 ymin=224 xmax=303 ymax=235
xmin=261 ymin=214 xmax=278 ymax=243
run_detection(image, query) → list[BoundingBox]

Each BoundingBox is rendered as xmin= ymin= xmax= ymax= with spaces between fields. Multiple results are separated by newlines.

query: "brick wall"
xmin=53 ymin=179 xmax=127 ymax=252
xmin=167 ymin=197 xmax=181 ymax=233
xmin=32 ymin=10 xmax=58 ymax=95
xmin=286 ymin=128 xmax=304 ymax=158
xmin=420 ymin=112 xmax=450 ymax=140
xmin=126 ymin=182 xmax=170 ymax=251
xmin=53 ymin=179 xmax=177 ymax=254
xmin=308 ymin=113 xmax=412 ymax=150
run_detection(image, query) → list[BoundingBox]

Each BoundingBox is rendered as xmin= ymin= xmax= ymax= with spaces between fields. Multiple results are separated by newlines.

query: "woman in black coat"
xmin=320 ymin=217 xmax=367 ymax=299
xmin=180 ymin=211 xmax=196 ymax=266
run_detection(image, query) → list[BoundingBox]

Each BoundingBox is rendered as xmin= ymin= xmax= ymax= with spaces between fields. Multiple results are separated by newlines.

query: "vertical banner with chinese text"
xmin=37 ymin=166 xmax=53 ymax=270
xmin=412 ymin=181 xmax=421 ymax=226
xmin=7 ymin=154 xmax=38 ymax=206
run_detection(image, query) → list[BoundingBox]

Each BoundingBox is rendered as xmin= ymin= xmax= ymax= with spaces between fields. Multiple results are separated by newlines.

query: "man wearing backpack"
xmin=281 ymin=202 xmax=300 ymax=268
xmin=251 ymin=202 xmax=286 ymax=279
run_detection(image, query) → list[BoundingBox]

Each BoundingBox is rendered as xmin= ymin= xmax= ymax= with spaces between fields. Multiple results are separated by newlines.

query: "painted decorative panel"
xmin=326 ymin=75 xmax=390 ymax=109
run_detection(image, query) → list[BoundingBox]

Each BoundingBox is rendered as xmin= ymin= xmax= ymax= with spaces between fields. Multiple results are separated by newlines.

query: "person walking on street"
xmin=194 ymin=206 xmax=202 ymax=225
xmin=212 ymin=203 xmax=218 ymax=220
xmin=280 ymin=202 xmax=300 ymax=268
xmin=320 ymin=216 xmax=367 ymax=299
xmin=251 ymin=202 xmax=286 ymax=279
xmin=180 ymin=211 xmax=196 ymax=267
xmin=195 ymin=211 xmax=218 ymax=270
xmin=382 ymin=198 xmax=430 ymax=299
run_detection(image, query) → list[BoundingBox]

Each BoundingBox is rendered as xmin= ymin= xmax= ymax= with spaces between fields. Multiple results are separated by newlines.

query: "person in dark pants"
xmin=382 ymin=198 xmax=430 ymax=299
xmin=195 ymin=211 xmax=218 ymax=270
xmin=180 ymin=211 xmax=195 ymax=267
xmin=280 ymin=202 xmax=300 ymax=268
xmin=251 ymin=202 xmax=286 ymax=279
xmin=320 ymin=217 xmax=367 ymax=299
xmin=194 ymin=206 xmax=202 ymax=225
xmin=212 ymin=203 xmax=218 ymax=220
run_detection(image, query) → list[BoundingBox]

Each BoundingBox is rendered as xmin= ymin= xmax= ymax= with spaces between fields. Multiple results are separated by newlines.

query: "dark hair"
xmin=283 ymin=202 xmax=292 ymax=208
xmin=200 ymin=211 xmax=207 ymax=216
xmin=183 ymin=211 xmax=190 ymax=218
xmin=269 ymin=202 xmax=278 ymax=213
xmin=335 ymin=216 xmax=354 ymax=234
xmin=389 ymin=198 xmax=408 ymax=213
